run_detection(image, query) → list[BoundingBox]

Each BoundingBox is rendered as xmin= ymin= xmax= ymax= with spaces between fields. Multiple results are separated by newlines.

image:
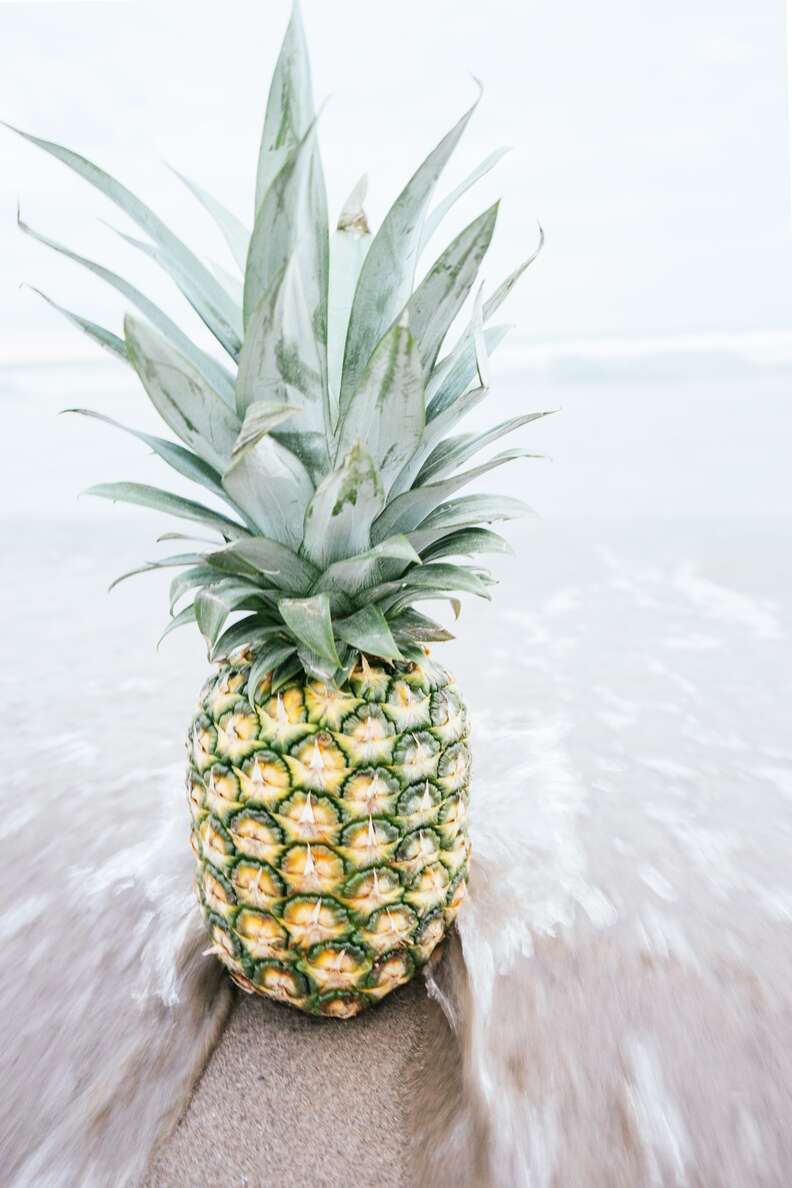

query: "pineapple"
xmin=9 ymin=2 xmax=548 ymax=1016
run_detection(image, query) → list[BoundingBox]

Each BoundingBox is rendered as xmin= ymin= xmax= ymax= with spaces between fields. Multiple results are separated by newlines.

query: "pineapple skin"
xmin=187 ymin=651 xmax=470 ymax=1018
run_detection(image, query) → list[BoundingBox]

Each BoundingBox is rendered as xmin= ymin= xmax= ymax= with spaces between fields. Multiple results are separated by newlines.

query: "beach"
xmin=4 ymin=357 xmax=792 ymax=1186
xmin=144 ymin=981 xmax=446 ymax=1188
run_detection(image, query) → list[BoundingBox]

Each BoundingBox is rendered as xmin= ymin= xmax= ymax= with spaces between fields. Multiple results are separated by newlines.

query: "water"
xmin=3 ymin=353 xmax=792 ymax=1185
xmin=413 ymin=519 xmax=792 ymax=1187
xmin=0 ymin=521 xmax=233 ymax=1188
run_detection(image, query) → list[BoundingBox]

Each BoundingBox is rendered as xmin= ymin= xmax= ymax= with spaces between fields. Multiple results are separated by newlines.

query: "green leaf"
xmin=237 ymin=260 xmax=326 ymax=444
xmin=392 ymin=639 xmax=429 ymax=663
xmin=231 ymin=401 xmax=299 ymax=462
xmin=169 ymin=564 xmax=224 ymax=612
xmin=173 ymin=569 xmax=272 ymax=618
xmin=108 ymin=226 xmax=242 ymax=359
xmin=296 ymin=645 xmax=339 ymax=683
xmin=426 ymin=324 xmax=509 ymax=421
xmin=65 ymin=408 xmax=226 ymax=499
xmin=171 ymin=167 xmax=250 ymax=273
xmin=212 ymin=615 xmax=284 ymax=661
xmin=222 ymin=434 xmax=314 ymax=550
xmin=19 ymin=212 xmax=236 ymax=403
xmin=27 ymin=286 xmax=127 ymax=361
xmin=407 ymin=494 xmax=531 ymax=552
xmin=339 ymin=93 xmax=479 ymax=412
xmin=419 ymin=527 xmax=512 ymax=563
xmin=373 ymin=450 xmax=532 ymax=542
xmin=418 ymin=412 xmax=553 ymax=484
xmin=471 ymin=282 xmax=490 ymax=389
xmin=336 ymin=320 xmax=425 ymax=492
xmin=157 ymin=530 xmax=224 ymax=545
xmin=246 ymin=124 xmax=329 ymax=350
xmin=208 ymin=258 xmax=244 ymax=306
xmin=483 ymin=227 xmax=544 ymax=319
xmin=246 ymin=642 xmax=297 ymax=701
xmin=207 ymin=537 xmax=318 ymax=593
xmin=85 ymin=482 xmax=250 ymax=538
xmin=389 ymin=384 xmax=488 ymax=498
xmin=157 ymin=603 xmax=195 ymax=649
xmin=360 ymin=562 xmax=492 ymax=612
xmin=271 ymin=652 xmax=304 ymax=694
xmin=108 ymin=553 xmax=203 ymax=592
xmin=278 ymin=593 xmax=340 ymax=667
xmin=420 ymin=147 xmax=510 ymax=253
xmin=255 ymin=2 xmax=316 ymax=211
xmin=315 ymin=535 xmax=421 ymax=597
xmin=302 ymin=442 xmax=384 ymax=569
xmin=389 ymin=607 xmax=455 ymax=643
xmin=426 ymin=234 xmax=544 ymax=420
xmin=403 ymin=560 xmax=496 ymax=598
xmin=124 ymin=315 xmax=240 ymax=473
xmin=334 ymin=605 xmax=403 ymax=660
xmin=376 ymin=284 xmax=518 ymax=496
xmin=328 ymin=176 xmax=371 ymax=418
xmin=4 ymin=122 xmax=243 ymax=357
xmin=408 ymin=203 xmax=498 ymax=375
xmin=269 ymin=429 xmax=329 ymax=485
xmin=195 ymin=580 xmax=263 ymax=650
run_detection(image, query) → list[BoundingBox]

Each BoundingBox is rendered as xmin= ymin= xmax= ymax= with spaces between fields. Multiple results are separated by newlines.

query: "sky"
xmin=0 ymin=0 xmax=790 ymax=361
xmin=1 ymin=0 xmax=791 ymax=523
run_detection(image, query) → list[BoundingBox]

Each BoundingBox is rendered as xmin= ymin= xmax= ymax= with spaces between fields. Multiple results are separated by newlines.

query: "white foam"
xmin=624 ymin=1035 xmax=690 ymax=1187
xmin=673 ymin=565 xmax=782 ymax=640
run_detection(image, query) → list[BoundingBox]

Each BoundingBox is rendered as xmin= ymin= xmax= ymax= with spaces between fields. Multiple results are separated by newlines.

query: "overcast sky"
xmin=2 ymin=1 xmax=791 ymax=523
xmin=0 ymin=0 xmax=790 ymax=362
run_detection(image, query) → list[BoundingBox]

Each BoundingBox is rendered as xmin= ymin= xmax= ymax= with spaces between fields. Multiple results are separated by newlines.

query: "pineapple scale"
xmin=187 ymin=650 xmax=471 ymax=1017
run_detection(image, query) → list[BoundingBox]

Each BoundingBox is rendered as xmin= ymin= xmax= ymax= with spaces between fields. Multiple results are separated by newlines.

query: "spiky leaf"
xmin=335 ymin=605 xmax=403 ymax=660
xmin=336 ymin=320 xmax=425 ymax=492
xmin=421 ymin=412 xmax=550 ymax=484
xmin=4 ymin=122 xmax=242 ymax=356
xmin=302 ymin=443 xmax=384 ymax=569
xmin=195 ymin=580 xmax=265 ymax=649
xmin=315 ymin=536 xmax=421 ymax=597
xmin=28 ymin=287 xmax=126 ymax=361
xmin=172 ymin=168 xmax=249 ymax=273
xmin=373 ymin=451 xmax=531 ymax=542
xmin=426 ymin=324 xmax=509 ymax=421
xmin=419 ymin=527 xmax=512 ymax=562
xmin=85 ymin=482 xmax=250 ymax=538
xmin=245 ymin=126 xmax=328 ymax=359
xmin=222 ymin=434 xmax=314 ymax=550
xmin=328 ymin=177 xmax=371 ymax=415
xmin=407 ymin=494 xmax=531 ymax=552
xmin=389 ymin=607 xmax=455 ymax=643
xmin=207 ymin=537 xmax=317 ymax=593
xmin=408 ymin=203 xmax=498 ymax=374
xmin=66 ymin=408 xmax=225 ymax=499
xmin=255 ymin=2 xmax=315 ymax=210
xmin=278 ymin=593 xmax=340 ymax=667
xmin=420 ymin=147 xmax=510 ymax=252
xmin=237 ymin=260 xmax=326 ymax=446
xmin=339 ymin=95 xmax=479 ymax=411
xmin=230 ymin=401 xmax=299 ymax=462
xmin=124 ymin=316 xmax=239 ymax=473
xmin=19 ymin=213 xmax=235 ymax=402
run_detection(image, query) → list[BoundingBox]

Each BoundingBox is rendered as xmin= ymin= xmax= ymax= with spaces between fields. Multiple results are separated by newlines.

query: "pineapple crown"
xmin=8 ymin=2 xmax=550 ymax=692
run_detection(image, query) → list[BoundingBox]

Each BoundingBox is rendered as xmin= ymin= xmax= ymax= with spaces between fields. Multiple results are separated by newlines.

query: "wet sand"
xmin=143 ymin=977 xmax=449 ymax=1188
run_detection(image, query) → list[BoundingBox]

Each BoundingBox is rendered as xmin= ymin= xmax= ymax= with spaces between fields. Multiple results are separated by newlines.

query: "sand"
xmin=143 ymin=979 xmax=446 ymax=1188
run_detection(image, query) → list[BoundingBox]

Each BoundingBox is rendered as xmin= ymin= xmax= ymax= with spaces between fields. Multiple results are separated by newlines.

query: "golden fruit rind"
xmin=187 ymin=653 xmax=470 ymax=1017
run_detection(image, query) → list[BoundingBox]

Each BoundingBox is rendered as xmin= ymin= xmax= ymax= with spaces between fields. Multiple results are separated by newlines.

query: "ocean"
xmin=2 ymin=346 xmax=792 ymax=1185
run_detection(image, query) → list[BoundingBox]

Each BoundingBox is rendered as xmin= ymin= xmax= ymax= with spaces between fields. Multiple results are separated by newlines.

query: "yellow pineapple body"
xmin=188 ymin=652 xmax=470 ymax=1017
